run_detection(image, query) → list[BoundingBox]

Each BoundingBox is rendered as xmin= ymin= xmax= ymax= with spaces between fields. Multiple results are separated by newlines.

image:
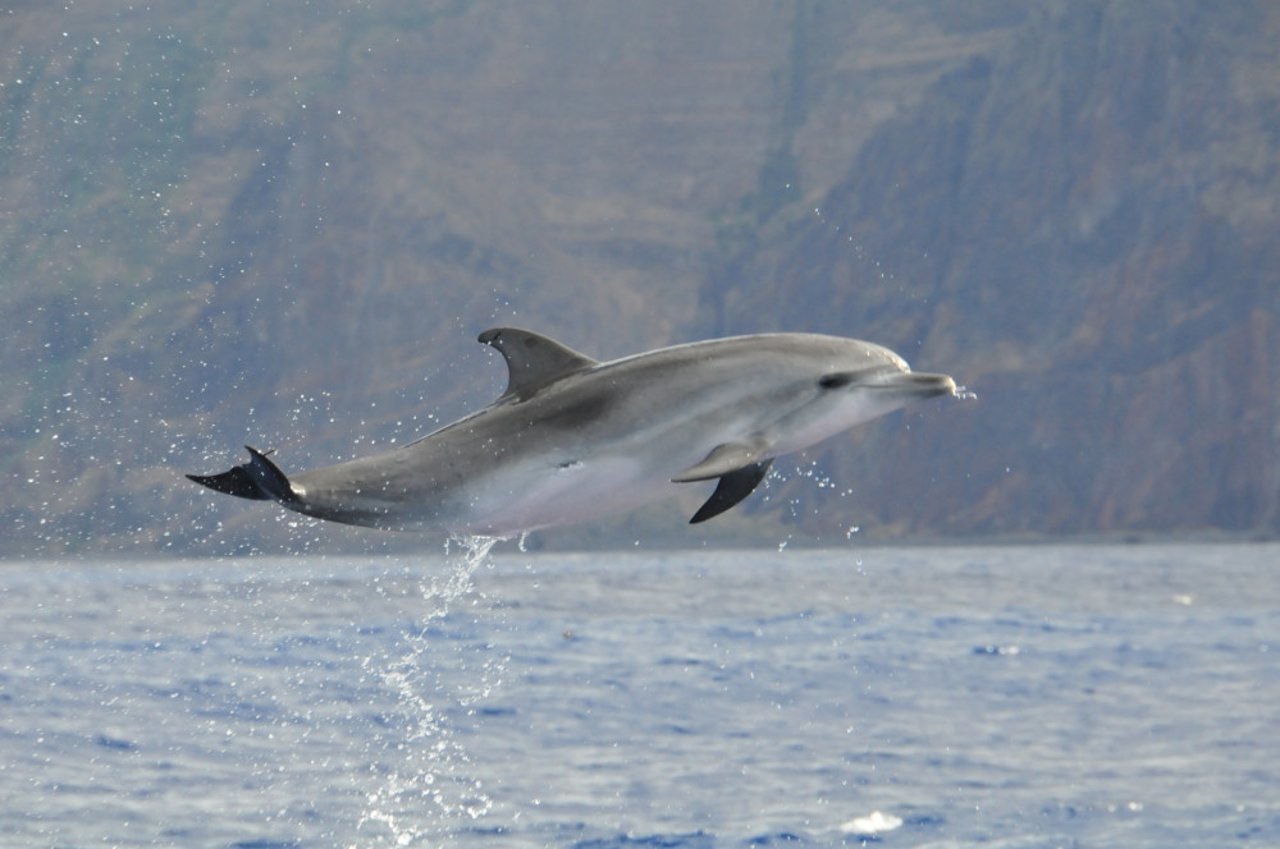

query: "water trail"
xmin=352 ymin=535 xmax=507 ymax=848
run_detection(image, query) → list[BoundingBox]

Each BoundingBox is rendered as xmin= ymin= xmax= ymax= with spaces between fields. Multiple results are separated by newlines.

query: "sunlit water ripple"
xmin=2 ymin=543 xmax=1277 ymax=848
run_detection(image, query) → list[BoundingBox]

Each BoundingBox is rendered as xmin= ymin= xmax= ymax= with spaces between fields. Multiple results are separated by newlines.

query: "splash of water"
xmin=352 ymin=535 xmax=507 ymax=848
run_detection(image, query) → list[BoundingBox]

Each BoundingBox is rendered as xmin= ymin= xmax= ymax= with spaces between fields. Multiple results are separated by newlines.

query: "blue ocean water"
xmin=2 ymin=543 xmax=1277 ymax=848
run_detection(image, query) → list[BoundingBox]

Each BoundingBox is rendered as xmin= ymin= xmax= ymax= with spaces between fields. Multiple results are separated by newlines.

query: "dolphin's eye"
xmin=818 ymin=372 xmax=856 ymax=390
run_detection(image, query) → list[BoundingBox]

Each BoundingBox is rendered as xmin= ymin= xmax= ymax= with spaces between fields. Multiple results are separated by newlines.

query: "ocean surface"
xmin=2 ymin=543 xmax=1276 ymax=848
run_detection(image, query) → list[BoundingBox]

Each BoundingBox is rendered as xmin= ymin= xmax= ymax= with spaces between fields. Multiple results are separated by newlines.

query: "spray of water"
xmin=352 ymin=535 xmax=507 ymax=848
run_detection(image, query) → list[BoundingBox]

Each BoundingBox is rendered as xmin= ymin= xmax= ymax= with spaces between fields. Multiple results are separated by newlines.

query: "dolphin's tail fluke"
xmin=187 ymin=446 xmax=298 ymax=504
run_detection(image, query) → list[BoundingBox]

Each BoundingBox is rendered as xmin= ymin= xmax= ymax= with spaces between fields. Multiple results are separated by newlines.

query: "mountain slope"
xmin=3 ymin=1 xmax=1276 ymax=554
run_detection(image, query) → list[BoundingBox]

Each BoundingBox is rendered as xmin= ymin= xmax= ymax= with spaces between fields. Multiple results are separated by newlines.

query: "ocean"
xmin=2 ymin=543 xmax=1276 ymax=848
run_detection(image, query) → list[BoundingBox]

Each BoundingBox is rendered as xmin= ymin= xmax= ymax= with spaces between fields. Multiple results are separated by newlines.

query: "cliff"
xmin=3 ymin=1 xmax=1276 ymax=554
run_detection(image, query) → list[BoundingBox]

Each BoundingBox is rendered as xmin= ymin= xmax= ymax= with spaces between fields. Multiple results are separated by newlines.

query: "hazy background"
xmin=3 ymin=1 xmax=1277 ymax=556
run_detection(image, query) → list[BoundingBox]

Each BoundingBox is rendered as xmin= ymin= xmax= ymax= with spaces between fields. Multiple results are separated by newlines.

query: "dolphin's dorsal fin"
xmin=478 ymin=327 xmax=598 ymax=402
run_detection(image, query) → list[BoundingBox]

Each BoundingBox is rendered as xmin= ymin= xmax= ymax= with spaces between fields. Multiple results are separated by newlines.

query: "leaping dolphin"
xmin=187 ymin=328 xmax=957 ymax=535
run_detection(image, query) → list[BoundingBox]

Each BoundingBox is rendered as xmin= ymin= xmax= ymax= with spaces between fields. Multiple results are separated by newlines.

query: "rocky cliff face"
xmin=3 ymin=1 xmax=1276 ymax=554
xmin=718 ymin=3 xmax=1280 ymax=538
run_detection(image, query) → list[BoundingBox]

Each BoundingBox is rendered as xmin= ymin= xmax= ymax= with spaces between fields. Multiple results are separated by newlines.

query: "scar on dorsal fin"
xmin=688 ymin=460 xmax=773 ymax=524
xmin=671 ymin=439 xmax=772 ymax=483
xmin=478 ymin=327 xmax=598 ymax=402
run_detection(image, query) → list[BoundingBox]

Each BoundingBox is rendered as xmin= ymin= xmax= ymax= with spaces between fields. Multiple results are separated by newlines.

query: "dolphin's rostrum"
xmin=188 ymin=328 xmax=958 ymax=535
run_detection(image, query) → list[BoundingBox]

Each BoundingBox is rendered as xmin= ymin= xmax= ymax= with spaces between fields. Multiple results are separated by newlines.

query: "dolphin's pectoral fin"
xmin=479 ymin=327 xmax=598 ymax=402
xmin=187 ymin=446 xmax=298 ymax=504
xmin=672 ymin=440 xmax=770 ymax=482
xmin=688 ymin=460 xmax=773 ymax=524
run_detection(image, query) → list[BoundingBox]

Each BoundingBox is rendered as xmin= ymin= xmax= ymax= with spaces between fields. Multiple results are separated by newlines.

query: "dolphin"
xmin=187 ymin=328 xmax=957 ymax=535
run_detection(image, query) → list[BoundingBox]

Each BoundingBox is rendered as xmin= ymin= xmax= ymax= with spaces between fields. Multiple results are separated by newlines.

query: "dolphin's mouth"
xmin=872 ymin=372 xmax=958 ymax=397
